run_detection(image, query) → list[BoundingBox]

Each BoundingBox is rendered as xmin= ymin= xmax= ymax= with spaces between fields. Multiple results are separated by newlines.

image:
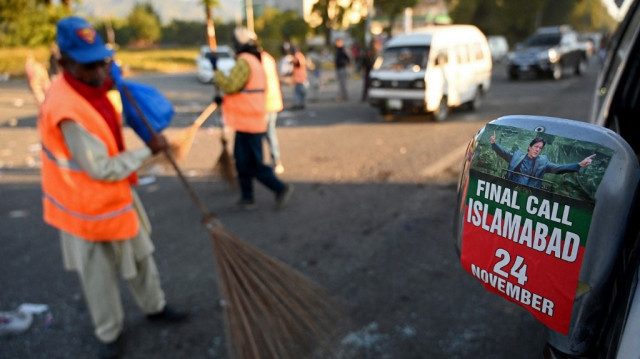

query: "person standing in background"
xmin=361 ymin=45 xmax=376 ymax=102
xmin=291 ymin=46 xmax=307 ymax=110
xmin=334 ymin=38 xmax=351 ymax=102
xmin=306 ymin=46 xmax=322 ymax=102
xmin=261 ymin=49 xmax=286 ymax=174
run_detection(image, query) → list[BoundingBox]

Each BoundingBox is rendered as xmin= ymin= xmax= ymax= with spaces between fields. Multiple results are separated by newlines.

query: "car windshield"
xmin=201 ymin=48 xmax=233 ymax=59
xmin=524 ymin=34 xmax=561 ymax=47
xmin=375 ymin=46 xmax=430 ymax=71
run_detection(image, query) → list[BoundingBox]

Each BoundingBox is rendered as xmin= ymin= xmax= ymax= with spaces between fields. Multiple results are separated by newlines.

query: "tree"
xmin=255 ymin=7 xmax=309 ymax=55
xmin=375 ymin=0 xmax=419 ymax=37
xmin=0 ymin=0 xmax=70 ymax=46
xmin=127 ymin=3 xmax=162 ymax=46
xmin=311 ymin=0 xmax=352 ymax=46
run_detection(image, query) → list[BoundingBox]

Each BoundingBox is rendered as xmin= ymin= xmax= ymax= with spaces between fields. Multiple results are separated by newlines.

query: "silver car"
xmin=195 ymin=45 xmax=236 ymax=83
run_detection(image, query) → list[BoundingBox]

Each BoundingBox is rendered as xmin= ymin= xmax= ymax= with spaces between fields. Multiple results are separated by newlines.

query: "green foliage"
xmin=255 ymin=8 xmax=309 ymax=56
xmin=448 ymin=0 xmax=618 ymax=45
xmin=0 ymin=0 xmax=70 ymax=47
xmin=375 ymin=0 xmax=419 ymax=36
xmin=127 ymin=3 xmax=162 ymax=45
xmin=162 ymin=20 xmax=208 ymax=46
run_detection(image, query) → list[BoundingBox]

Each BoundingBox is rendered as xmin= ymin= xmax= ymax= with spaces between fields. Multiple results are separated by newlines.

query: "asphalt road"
xmin=0 ymin=59 xmax=600 ymax=359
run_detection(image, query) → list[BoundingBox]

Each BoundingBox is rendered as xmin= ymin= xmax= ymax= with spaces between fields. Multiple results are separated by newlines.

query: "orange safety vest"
xmin=38 ymin=75 xmax=139 ymax=241
xmin=223 ymin=53 xmax=267 ymax=133
xmin=261 ymin=51 xmax=284 ymax=113
xmin=292 ymin=51 xmax=308 ymax=84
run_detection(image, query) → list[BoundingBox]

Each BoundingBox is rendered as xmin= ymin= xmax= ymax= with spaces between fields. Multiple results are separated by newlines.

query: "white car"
xmin=487 ymin=35 xmax=509 ymax=63
xmin=195 ymin=45 xmax=236 ymax=83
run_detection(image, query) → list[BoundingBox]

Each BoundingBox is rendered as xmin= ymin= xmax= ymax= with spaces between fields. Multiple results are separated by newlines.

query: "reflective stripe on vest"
xmin=38 ymin=75 xmax=139 ymax=241
xmin=41 ymin=144 xmax=82 ymax=171
xmin=222 ymin=53 xmax=268 ymax=133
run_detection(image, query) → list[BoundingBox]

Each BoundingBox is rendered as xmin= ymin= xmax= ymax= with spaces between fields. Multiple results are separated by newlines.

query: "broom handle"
xmin=120 ymin=84 xmax=216 ymax=221
xmin=194 ymin=102 xmax=218 ymax=128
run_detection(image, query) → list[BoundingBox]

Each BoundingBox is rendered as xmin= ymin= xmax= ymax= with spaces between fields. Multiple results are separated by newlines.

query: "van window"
xmin=456 ymin=44 xmax=470 ymax=64
xmin=375 ymin=46 xmax=430 ymax=71
xmin=471 ymin=43 xmax=485 ymax=61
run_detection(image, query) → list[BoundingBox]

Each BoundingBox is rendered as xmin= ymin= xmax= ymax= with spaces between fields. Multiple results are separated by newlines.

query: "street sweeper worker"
xmin=261 ymin=49 xmax=286 ymax=174
xmin=38 ymin=16 xmax=187 ymax=359
xmin=211 ymin=27 xmax=294 ymax=210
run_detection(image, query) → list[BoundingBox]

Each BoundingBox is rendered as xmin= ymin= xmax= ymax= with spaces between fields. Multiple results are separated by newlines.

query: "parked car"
xmin=195 ymin=45 xmax=236 ymax=83
xmin=507 ymin=25 xmax=588 ymax=80
xmin=455 ymin=1 xmax=640 ymax=358
xmin=368 ymin=25 xmax=492 ymax=121
xmin=487 ymin=35 xmax=509 ymax=63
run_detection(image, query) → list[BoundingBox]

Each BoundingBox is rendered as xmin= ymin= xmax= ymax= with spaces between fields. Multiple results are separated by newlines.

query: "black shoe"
xmin=275 ymin=185 xmax=294 ymax=209
xmin=146 ymin=305 xmax=188 ymax=323
xmin=98 ymin=335 xmax=123 ymax=359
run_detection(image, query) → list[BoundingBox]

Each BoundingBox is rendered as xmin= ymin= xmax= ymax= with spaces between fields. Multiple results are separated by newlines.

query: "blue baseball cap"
xmin=56 ymin=16 xmax=114 ymax=64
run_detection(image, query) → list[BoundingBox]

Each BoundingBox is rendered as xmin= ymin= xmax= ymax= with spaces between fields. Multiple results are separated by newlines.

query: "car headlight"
xmin=537 ymin=49 xmax=559 ymax=63
xmin=371 ymin=79 xmax=382 ymax=88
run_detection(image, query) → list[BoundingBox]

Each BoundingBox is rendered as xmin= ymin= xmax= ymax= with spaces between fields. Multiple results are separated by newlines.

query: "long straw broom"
xmin=120 ymin=84 xmax=340 ymax=359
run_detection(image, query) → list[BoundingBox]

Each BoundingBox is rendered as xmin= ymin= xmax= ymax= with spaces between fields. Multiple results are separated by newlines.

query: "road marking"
xmin=420 ymin=142 xmax=469 ymax=177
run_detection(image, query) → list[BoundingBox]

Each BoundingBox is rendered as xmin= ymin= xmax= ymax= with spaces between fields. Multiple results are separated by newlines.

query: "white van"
xmin=368 ymin=25 xmax=492 ymax=121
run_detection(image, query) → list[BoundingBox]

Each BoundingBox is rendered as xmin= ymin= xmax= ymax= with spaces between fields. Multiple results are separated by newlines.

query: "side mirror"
xmin=454 ymin=115 xmax=640 ymax=357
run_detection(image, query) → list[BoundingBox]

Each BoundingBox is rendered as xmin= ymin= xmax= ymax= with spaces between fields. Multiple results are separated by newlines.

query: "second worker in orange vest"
xmin=212 ymin=28 xmax=294 ymax=210
xmin=290 ymin=46 xmax=308 ymax=110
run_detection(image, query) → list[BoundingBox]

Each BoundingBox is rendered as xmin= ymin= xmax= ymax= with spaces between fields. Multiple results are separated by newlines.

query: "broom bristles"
xmin=209 ymin=226 xmax=341 ymax=359
xmin=213 ymin=135 xmax=237 ymax=187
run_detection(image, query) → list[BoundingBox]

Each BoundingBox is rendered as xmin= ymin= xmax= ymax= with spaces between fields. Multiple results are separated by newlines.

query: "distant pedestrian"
xmin=334 ymin=38 xmax=351 ymax=102
xmin=38 ymin=16 xmax=187 ymax=359
xmin=261 ymin=49 xmax=286 ymax=174
xmin=291 ymin=46 xmax=307 ymax=110
xmin=361 ymin=45 xmax=376 ymax=102
xmin=306 ymin=46 xmax=322 ymax=102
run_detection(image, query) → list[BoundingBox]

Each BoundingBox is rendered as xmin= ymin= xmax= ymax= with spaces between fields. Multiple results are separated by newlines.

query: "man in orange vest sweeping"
xmin=38 ymin=16 xmax=187 ymax=359
xmin=212 ymin=27 xmax=294 ymax=210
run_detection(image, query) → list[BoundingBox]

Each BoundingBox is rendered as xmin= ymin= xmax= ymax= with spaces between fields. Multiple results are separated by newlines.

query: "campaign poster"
xmin=459 ymin=124 xmax=614 ymax=334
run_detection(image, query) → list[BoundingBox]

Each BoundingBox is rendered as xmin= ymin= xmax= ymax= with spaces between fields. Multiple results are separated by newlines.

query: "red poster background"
xmin=460 ymin=207 xmax=585 ymax=334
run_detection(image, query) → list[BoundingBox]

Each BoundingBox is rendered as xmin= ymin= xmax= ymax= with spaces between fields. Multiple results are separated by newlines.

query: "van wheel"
xmin=468 ymin=87 xmax=483 ymax=110
xmin=432 ymin=97 xmax=448 ymax=122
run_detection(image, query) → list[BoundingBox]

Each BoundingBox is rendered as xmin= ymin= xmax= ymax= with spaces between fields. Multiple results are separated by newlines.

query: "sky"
xmin=75 ymin=0 xmax=244 ymax=24
xmin=75 ymin=0 xmax=631 ymax=24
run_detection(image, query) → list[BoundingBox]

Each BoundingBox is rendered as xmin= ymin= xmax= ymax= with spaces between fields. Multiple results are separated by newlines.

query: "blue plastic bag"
xmin=110 ymin=62 xmax=174 ymax=142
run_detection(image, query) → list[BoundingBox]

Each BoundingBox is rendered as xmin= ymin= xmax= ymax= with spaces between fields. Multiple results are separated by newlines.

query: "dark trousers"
xmin=233 ymin=131 xmax=286 ymax=200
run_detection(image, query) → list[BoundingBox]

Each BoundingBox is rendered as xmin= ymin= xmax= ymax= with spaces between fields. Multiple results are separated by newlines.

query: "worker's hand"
xmin=146 ymin=133 xmax=168 ymax=155
xmin=213 ymin=95 xmax=223 ymax=105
